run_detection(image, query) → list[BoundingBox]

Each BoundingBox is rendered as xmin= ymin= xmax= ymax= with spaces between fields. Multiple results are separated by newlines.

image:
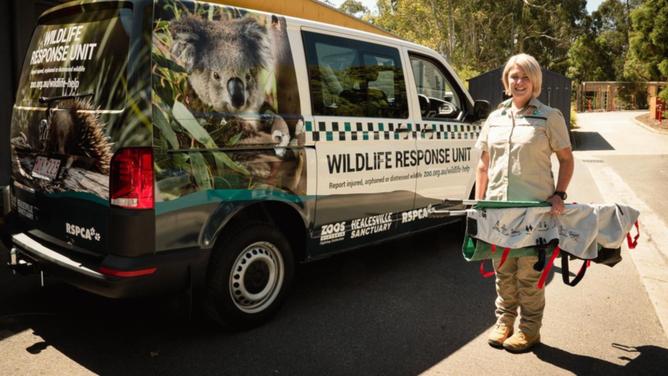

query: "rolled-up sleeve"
xmin=475 ymin=117 xmax=490 ymax=152
xmin=546 ymin=109 xmax=571 ymax=151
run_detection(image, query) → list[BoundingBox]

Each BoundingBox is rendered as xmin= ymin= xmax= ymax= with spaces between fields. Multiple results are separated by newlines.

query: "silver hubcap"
xmin=229 ymin=241 xmax=284 ymax=314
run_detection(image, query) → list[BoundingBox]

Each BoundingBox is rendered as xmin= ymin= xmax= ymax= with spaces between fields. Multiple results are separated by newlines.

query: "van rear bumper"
xmin=8 ymin=232 xmax=210 ymax=298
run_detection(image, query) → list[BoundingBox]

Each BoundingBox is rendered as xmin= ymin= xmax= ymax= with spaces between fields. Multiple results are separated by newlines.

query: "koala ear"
xmin=169 ymin=16 xmax=208 ymax=73
xmin=238 ymin=17 xmax=268 ymax=47
xmin=270 ymin=15 xmax=286 ymax=33
xmin=237 ymin=17 xmax=270 ymax=67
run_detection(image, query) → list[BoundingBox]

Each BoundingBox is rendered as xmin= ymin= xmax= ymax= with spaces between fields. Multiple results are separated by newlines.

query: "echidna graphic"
xmin=46 ymin=99 xmax=112 ymax=174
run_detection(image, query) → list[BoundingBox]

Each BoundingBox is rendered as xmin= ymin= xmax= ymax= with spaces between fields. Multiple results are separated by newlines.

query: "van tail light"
xmin=109 ymin=148 xmax=154 ymax=209
xmin=99 ymin=266 xmax=157 ymax=278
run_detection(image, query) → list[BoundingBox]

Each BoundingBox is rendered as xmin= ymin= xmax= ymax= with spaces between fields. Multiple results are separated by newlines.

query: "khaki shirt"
xmin=475 ymin=98 xmax=571 ymax=201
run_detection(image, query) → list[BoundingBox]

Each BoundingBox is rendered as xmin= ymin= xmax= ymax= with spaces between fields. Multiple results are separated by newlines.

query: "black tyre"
xmin=205 ymin=222 xmax=294 ymax=329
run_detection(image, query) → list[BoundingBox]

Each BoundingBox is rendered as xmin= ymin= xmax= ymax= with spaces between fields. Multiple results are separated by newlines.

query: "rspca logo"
xmin=66 ymin=222 xmax=101 ymax=242
xmin=401 ymin=205 xmax=432 ymax=224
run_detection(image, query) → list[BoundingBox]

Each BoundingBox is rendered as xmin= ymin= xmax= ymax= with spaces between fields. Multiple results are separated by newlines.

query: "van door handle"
xmin=421 ymin=128 xmax=435 ymax=133
xmin=395 ymin=125 xmax=411 ymax=133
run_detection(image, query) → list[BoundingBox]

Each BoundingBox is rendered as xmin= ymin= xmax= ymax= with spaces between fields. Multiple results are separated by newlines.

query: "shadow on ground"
xmin=3 ymin=224 xmax=665 ymax=375
xmin=1 ymin=226 xmax=498 ymax=375
xmin=534 ymin=343 xmax=668 ymax=375
xmin=572 ymin=131 xmax=615 ymax=151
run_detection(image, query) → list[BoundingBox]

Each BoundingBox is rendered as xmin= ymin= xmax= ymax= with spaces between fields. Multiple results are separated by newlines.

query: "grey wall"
xmin=468 ymin=68 xmax=572 ymax=127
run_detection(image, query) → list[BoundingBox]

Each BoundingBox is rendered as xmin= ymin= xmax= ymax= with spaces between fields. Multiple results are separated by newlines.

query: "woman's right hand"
xmin=547 ymin=194 xmax=565 ymax=215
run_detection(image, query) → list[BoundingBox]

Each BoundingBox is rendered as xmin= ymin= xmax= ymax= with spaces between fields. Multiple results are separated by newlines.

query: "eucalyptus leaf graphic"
xmin=190 ymin=152 xmax=213 ymax=190
xmin=157 ymin=174 xmax=191 ymax=192
xmin=214 ymin=150 xmax=249 ymax=175
xmin=172 ymin=100 xmax=249 ymax=175
xmin=227 ymin=132 xmax=243 ymax=146
xmin=153 ymin=52 xmax=187 ymax=73
xmin=172 ymin=100 xmax=215 ymax=147
xmin=153 ymin=104 xmax=179 ymax=149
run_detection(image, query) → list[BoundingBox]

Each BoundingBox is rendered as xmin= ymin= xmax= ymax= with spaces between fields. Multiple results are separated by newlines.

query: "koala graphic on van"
xmin=169 ymin=14 xmax=292 ymax=150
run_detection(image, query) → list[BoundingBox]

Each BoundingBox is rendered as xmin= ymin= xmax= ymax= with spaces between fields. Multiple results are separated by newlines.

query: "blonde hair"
xmin=502 ymin=53 xmax=542 ymax=98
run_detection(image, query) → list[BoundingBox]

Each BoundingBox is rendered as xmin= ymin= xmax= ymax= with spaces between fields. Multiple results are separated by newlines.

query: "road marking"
xmin=586 ymin=162 xmax=668 ymax=338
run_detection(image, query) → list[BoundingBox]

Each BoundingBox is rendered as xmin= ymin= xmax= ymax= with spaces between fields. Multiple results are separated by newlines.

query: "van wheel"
xmin=205 ymin=222 xmax=294 ymax=329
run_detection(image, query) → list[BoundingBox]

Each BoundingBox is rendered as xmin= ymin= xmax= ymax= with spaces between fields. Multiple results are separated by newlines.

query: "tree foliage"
xmin=334 ymin=0 xmax=665 ymax=93
xmin=625 ymin=0 xmax=668 ymax=99
xmin=338 ymin=0 xmax=368 ymax=17
xmin=566 ymin=0 xmax=643 ymax=82
xmin=372 ymin=0 xmax=588 ymax=78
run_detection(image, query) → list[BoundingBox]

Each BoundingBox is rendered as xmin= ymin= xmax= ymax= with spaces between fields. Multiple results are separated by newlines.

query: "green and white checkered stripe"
xmin=304 ymin=120 xmax=480 ymax=142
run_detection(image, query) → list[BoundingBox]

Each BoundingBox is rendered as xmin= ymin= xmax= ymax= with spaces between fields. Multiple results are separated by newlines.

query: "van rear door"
xmin=9 ymin=2 xmax=137 ymax=254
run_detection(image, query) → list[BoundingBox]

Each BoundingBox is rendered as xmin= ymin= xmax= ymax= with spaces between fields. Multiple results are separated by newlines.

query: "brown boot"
xmin=502 ymin=331 xmax=540 ymax=353
xmin=487 ymin=322 xmax=514 ymax=348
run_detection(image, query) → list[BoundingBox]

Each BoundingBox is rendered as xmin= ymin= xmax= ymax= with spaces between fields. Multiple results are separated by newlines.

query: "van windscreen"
xmin=15 ymin=8 xmax=131 ymax=111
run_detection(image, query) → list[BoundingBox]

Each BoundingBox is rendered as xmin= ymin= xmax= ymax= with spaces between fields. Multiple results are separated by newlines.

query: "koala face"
xmin=170 ymin=15 xmax=272 ymax=115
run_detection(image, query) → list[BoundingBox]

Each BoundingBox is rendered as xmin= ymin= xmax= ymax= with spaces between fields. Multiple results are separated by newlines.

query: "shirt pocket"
xmin=510 ymin=122 xmax=550 ymax=176
xmin=511 ymin=118 xmax=547 ymax=145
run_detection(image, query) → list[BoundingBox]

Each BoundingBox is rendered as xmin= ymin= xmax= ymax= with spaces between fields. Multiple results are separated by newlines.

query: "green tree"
xmin=566 ymin=0 xmax=644 ymax=84
xmin=625 ymin=0 xmax=668 ymax=100
xmin=593 ymin=0 xmax=641 ymax=80
xmin=566 ymin=34 xmax=614 ymax=81
xmin=338 ymin=0 xmax=368 ymax=17
xmin=373 ymin=0 xmax=588 ymax=77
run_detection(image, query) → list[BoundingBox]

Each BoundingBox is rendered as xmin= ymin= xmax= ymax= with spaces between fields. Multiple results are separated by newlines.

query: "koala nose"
xmin=227 ymin=78 xmax=245 ymax=109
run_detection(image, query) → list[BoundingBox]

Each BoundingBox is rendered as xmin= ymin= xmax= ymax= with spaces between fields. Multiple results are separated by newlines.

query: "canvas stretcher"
xmin=430 ymin=200 xmax=640 ymax=287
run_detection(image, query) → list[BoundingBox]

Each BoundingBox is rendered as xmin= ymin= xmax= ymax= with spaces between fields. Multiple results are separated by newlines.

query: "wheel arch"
xmin=202 ymin=199 xmax=309 ymax=263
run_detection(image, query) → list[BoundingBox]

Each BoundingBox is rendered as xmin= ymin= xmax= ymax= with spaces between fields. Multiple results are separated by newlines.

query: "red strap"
xmin=479 ymin=244 xmax=499 ymax=278
xmin=626 ymin=220 xmax=640 ymax=249
xmin=537 ymin=245 xmax=561 ymax=289
xmin=498 ymin=247 xmax=511 ymax=269
xmin=479 ymin=261 xmax=496 ymax=278
xmin=479 ymin=245 xmax=510 ymax=278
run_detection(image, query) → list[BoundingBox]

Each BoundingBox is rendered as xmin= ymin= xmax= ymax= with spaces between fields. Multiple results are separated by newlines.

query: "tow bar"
xmin=8 ymin=247 xmax=38 ymax=276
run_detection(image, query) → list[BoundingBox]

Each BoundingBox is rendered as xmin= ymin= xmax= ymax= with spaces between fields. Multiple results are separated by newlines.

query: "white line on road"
xmin=586 ymin=162 xmax=668 ymax=338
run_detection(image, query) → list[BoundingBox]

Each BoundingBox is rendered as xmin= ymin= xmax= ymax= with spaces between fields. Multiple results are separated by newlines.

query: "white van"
xmin=4 ymin=0 xmax=489 ymax=328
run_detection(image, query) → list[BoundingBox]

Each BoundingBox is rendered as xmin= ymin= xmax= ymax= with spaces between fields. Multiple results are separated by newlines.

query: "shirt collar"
xmin=501 ymin=97 xmax=541 ymax=111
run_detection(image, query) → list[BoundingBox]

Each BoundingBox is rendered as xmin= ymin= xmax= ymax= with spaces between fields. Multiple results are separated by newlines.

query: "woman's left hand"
xmin=547 ymin=195 xmax=565 ymax=215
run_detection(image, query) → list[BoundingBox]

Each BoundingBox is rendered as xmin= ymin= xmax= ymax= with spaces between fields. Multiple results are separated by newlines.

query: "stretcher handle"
xmin=427 ymin=199 xmax=478 ymax=218
xmin=428 ymin=208 xmax=471 ymax=218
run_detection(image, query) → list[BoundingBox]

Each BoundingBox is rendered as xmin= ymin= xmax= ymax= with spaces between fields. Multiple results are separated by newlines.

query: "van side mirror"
xmin=472 ymin=100 xmax=490 ymax=120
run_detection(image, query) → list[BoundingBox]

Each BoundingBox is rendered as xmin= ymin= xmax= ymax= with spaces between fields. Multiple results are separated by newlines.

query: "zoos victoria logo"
xmin=319 ymin=221 xmax=346 ymax=245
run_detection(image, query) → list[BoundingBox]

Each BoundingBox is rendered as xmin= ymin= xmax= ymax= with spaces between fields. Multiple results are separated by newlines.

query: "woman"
xmin=474 ymin=53 xmax=574 ymax=353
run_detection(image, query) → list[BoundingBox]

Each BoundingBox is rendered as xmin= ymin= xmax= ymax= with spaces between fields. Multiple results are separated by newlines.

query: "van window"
xmin=409 ymin=54 xmax=463 ymax=121
xmin=14 ymin=8 xmax=130 ymax=111
xmin=303 ymin=31 xmax=408 ymax=119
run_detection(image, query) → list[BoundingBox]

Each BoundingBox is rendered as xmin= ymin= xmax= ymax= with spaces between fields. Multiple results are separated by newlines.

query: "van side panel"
xmin=151 ymin=1 xmax=307 ymax=252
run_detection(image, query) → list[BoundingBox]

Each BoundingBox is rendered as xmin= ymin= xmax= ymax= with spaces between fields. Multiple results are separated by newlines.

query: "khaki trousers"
xmin=493 ymin=255 xmax=545 ymax=336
